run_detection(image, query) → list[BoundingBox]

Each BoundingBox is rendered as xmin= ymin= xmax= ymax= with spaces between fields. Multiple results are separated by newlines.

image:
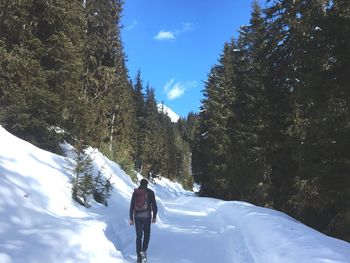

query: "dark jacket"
xmin=129 ymin=186 xmax=158 ymax=220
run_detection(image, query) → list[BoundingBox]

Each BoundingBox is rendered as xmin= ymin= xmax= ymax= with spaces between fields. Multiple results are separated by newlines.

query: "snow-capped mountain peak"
xmin=157 ymin=103 xmax=180 ymax=122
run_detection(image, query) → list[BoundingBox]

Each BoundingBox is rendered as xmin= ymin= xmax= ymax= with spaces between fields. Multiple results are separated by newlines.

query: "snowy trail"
xmin=152 ymin=197 xmax=235 ymax=263
xmin=120 ymin=191 xmax=350 ymax=263
xmin=120 ymin=195 xmax=255 ymax=263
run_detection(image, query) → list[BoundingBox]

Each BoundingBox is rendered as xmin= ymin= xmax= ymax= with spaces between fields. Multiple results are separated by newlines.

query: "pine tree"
xmin=193 ymin=54 xmax=234 ymax=199
xmin=225 ymin=1 xmax=271 ymax=205
xmin=161 ymin=112 xmax=178 ymax=180
xmin=322 ymin=1 xmax=350 ymax=239
xmin=293 ymin=0 xmax=350 ymax=235
xmin=83 ymin=0 xmax=136 ymax=169
xmin=93 ymin=171 xmax=112 ymax=206
xmin=72 ymin=141 xmax=95 ymax=207
xmin=141 ymin=85 xmax=163 ymax=177
xmin=180 ymin=112 xmax=199 ymax=148
xmin=174 ymin=124 xmax=193 ymax=189
xmin=0 ymin=0 xmax=61 ymax=152
xmin=263 ymin=0 xmax=350 ymax=240
xmin=133 ymin=70 xmax=146 ymax=171
xmin=82 ymin=0 xmax=123 ymax=145
xmin=36 ymin=0 xmax=87 ymax=142
xmin=262 ymin=0 xmax=305 ymax=210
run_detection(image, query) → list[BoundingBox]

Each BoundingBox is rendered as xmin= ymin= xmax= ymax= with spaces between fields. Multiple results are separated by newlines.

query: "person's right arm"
xmin=150 ymin=191 xmax=158 ymax=222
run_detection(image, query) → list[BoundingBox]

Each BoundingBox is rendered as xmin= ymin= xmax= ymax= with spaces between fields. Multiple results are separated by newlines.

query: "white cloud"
xmin=163 ymin=79 xmax=197 ymax=100
xmin=180 ymin=22 xmax=194 ymax=32
xmin=125 ymin=20 xmax=138 ymax=30
xmin=164 ymin=78 xmax=175 ymax=92
xmin=154 ymin=31 xmax=176 ymax=41
xmin=154 ymin=22 xmax=194 ymax=41
xmin=168 ymin=83 xmax=186 ymax=100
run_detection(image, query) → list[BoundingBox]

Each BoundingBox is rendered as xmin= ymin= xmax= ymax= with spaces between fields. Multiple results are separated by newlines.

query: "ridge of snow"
xmin=157 ymin=103 xmax=180 ymax=122
xmin=1 ymin=125 xmax=350 ymax=263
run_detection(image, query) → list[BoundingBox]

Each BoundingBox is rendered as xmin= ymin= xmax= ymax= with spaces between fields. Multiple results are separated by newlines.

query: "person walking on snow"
xmin=129 ymin=178 xmax=158 ymax=262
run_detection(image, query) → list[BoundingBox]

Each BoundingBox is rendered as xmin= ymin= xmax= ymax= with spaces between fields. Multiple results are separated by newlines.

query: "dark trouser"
xmin=135 ymin=217 xmax=151 ymax=257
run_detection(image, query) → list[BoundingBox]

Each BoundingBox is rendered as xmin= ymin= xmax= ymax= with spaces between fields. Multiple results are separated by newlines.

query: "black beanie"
xmin=140 ymin=178 xmax=148 ymax=187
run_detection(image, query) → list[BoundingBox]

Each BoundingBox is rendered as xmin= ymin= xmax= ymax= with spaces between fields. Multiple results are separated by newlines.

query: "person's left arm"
xmin=129 ymin=192 xmax=135 ymax=225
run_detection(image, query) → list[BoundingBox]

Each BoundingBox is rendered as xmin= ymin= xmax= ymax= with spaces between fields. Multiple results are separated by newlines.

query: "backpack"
xmin=134 ymin=188 xmax=148 ymax=212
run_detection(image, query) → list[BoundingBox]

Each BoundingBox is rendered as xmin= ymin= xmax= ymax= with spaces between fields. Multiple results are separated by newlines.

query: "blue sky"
xmin=121 ymin=0 xmax=256 ymax=117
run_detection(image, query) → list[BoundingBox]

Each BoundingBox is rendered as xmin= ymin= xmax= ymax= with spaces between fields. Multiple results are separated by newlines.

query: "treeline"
xmin=193 ymin=0 xmax=350 ymax=242
xmin=0 ymin=0 xmax=193 ymax=189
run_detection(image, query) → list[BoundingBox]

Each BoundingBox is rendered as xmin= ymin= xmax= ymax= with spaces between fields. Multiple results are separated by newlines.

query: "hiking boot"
xmin=140 ymin=251 xmax=147 ymax=262
xmin=137 ymin=255 xmax=142 ymax=263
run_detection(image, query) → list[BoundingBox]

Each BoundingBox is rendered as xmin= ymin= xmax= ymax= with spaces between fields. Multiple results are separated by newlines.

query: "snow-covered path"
xmin=117 ymin=194 xmax=248 ymax=263
xmin=120 ymin=192 xmax=350 ymax=263
xmin=1 ymin=126 xmax=350 ymax=263
xmin=140 ymin=197 xmax=238 ymax=263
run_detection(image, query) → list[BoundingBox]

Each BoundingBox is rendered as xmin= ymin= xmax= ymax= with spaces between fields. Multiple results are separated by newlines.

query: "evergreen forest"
xmin=192 ymin=0 xmax=350 ymax=242
xmin=0 ymin=0 xmax=349 ymax=242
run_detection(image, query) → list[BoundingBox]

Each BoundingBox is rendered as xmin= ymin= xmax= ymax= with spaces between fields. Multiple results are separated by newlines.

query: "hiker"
xmin=129 ymin=178 xmax=158 ymax=262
